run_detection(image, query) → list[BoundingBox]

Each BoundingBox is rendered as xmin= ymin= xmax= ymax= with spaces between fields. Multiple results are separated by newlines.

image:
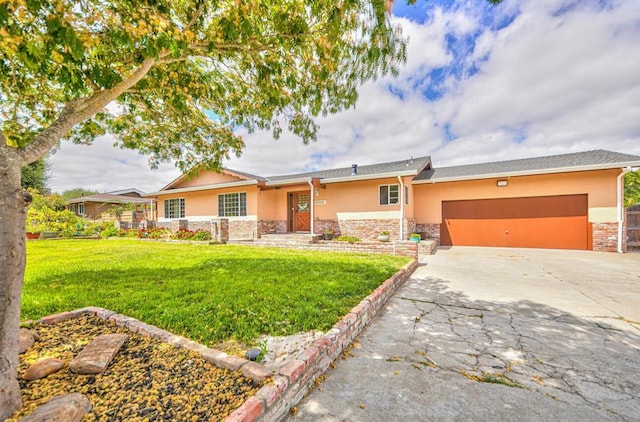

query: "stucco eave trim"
xmin=144 ymin=180 xmax=258 ymax=196
xmin=411 ymin=161 xmax=640 ymax=185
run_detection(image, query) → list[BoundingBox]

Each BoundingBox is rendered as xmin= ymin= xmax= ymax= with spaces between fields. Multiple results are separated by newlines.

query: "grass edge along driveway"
xmin=23 ymin=240 xmax=409 ymax=348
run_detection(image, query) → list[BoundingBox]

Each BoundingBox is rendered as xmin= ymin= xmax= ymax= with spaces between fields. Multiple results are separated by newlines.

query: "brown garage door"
xmin=441 ymin=194 xmax=588 ymax=250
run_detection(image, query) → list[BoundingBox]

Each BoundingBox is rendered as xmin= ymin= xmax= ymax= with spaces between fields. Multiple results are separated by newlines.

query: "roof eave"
xmin=412 ymin=161 xmax=640 ymax=184
xmin=144 ymin=180 xmax=258 ymax=196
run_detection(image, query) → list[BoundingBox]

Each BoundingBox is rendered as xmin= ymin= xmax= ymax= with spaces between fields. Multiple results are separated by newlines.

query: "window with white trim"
xmin=405 ymin=185 xmax=409 ymax=205
xmin=379 ymin=184 xmax=399 ymax=205
xmin=218 ymin=192 xmax=247 ymax=217
xmin=77 ymin=203 xmax=84 ymax=215
xmin=164 ymin=198 xmax=185 ymax=219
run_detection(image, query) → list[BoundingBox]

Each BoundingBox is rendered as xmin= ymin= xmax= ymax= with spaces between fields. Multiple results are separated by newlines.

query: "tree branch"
xmin=17 ymin=58 xmax=158 ymax=165
xmin=184 ymin=1 xmax=206 ymax=32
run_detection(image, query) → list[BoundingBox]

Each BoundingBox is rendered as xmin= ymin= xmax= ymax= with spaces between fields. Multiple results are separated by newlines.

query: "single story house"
xmin=68 ymin=188 xmax=155 ymax=222
xmin=144 ymin=149 xmax=640 ymax=252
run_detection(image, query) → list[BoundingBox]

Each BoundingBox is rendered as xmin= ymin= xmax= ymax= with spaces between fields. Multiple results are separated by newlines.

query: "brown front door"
xmin=292 ymin=192 xmax=311 ymax=232
xmin=441 ymin=194 xmax=588 ymax=250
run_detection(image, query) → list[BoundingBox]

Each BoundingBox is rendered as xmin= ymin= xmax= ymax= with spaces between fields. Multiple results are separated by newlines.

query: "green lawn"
xmin=23 ymin=240 xmax=409 ymax=346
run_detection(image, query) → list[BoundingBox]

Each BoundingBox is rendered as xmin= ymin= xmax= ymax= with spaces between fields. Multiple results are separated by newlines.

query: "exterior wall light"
xmin=497 ymin=180 xmax=508 ymax=187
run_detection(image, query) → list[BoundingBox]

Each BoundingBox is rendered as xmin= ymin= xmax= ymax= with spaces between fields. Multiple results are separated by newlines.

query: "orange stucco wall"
xmin=157 ymin=186 xmax=259 ymax=218
xmin=413 ymin=169 xmax=620 ymax=223
xmin=173 ymin=171 xmax=242 ymax=188
xmin=316 ymin=178 xmax=405 ymax=218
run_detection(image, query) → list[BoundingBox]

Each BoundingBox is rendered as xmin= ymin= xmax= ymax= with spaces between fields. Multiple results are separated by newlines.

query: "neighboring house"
xmin=144 ymin=150 xmax=640 ymax=252
xmin=68 ymin=188 xmax=155 ymax=222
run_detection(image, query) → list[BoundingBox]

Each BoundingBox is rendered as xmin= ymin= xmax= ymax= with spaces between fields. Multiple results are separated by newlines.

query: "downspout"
xmin=308 ymin=179 xmax=315 ymax=235
xmin=617 ymin=167 xmax=632 ymax=253
xmin=398 ymin=176 xmax=404 ymax=241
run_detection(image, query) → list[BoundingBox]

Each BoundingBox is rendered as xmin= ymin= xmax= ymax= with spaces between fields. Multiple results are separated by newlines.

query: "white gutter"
xmin=413 ymin=161 xmax=640 ymax=185
xmin=144 ymin=180 xmax=258 ymax=196
xmin=617 ymin=167 xmax=633 ymax=253
xmin=307 ymin=179 xmax=315 ymax=235
xmin=398 ymin=176 xmax=404 ymax=241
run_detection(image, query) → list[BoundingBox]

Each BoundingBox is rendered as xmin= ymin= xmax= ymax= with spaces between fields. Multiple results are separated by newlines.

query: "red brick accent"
xmin=255 ymin=376 xmax=288 ymax=407
xmin=416 ymin=223 xmax=440 ymax=239
xmin=229 ymin=219 xmax=258 ymax=240
xmin=257 ymin=220 xmax=287 ymax=235
xmin=241 ymin=362 xmax=272 ymax=384
xmin=279 ymin=359 xmax=306 ymax=383
xmin=226 ymin=397 xmax=264 ymax=422
xmin=251 ymin=239 xmax=422 ymax=258
xmin=592 ymin=222 xmax=620 ymax=252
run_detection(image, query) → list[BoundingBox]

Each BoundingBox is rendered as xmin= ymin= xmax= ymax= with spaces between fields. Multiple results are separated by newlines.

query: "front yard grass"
xmin=23 ymin=240 xmax=409 ymax=347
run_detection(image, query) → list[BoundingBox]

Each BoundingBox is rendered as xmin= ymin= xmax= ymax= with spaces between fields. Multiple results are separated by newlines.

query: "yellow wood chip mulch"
xmin=9 ymin=315 xmax=262 ymax=421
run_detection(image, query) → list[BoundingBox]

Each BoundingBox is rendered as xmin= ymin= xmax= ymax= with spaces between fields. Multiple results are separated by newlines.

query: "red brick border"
xmin=31 ymin=259 xmax=419 ymax=422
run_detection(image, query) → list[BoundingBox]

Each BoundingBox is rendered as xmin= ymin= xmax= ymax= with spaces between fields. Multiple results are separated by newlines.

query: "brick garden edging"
xmin=230 ymin=258 xmax=419 ymax=421
xmin=27 ymin=259 xmax=418 ymax=422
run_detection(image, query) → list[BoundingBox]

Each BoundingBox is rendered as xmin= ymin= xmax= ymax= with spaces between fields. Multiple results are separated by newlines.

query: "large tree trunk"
xmin=0 ymin=152 xmax=26 ymax=419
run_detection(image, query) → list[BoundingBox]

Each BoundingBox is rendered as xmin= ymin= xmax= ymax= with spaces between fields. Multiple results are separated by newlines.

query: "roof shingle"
xmin=415 ymin=150 xmax=640 ymax=182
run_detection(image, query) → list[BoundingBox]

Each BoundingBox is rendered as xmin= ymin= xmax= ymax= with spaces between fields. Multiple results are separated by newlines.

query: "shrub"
xmin=335 ymin=235 xmax=361 ymax=244
xmin=101 ymin=226 xmax=118 ymax=238
xmin=138 ymin=228 xmax=170 ymax=239
xmin=170 ymin=228 xmax=212 ymax=241
xmin=192 ymin=229 xmax=212 ymax=241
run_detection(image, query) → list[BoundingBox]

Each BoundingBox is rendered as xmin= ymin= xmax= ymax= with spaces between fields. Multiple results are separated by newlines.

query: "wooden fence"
xmin=627 ymin=205 xmax=640 ymax=251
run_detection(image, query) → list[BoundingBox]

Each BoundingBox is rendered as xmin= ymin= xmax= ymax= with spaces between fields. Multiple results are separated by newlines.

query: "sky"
xmin=48 ymin=0 xmax=640 ymax=194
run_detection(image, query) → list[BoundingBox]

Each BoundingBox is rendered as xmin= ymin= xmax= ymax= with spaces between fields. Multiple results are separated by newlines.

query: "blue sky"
xmin=49 ymin=0 xmax=640 ymax=193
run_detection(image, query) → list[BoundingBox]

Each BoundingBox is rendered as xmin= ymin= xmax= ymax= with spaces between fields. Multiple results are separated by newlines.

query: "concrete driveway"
xmin=289 ymin=247 xmax=640 ymax=421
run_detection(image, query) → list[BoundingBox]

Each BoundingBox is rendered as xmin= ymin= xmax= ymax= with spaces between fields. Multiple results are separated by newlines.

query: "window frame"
xmin=379 ymin=184 xmax=400 ymax=206
xmin=218 ymin=192 xmax=247 ymax=217
xmin=164 ymin=198 xmax=185 ymax=219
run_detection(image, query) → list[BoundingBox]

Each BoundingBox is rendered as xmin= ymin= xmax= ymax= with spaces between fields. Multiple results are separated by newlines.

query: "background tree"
xmin=0 ymin=0 xmax=407 ymax=416
xmin=20 ymin=157 xmax=49 ymax=193
xmin=625 ymin=171 xmax=640 ymax=207
xmin=61 ymin=187 xmax=99 ymax=200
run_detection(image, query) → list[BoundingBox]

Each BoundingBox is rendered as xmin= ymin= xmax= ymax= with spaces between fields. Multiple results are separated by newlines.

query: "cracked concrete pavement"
xmin=288 ymin=247 xmax=640 ymax=421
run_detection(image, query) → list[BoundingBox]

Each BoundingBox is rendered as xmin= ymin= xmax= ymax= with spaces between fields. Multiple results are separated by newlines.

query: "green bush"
xmin=101 ymin=226 xmax=118 ymax=238
xmin=192 ymin=229 xmax=212 ymax=241
xmin=335 ymin=235 xmax=361 ymax=244
xmin=170 ymin=228 xmax=212 ymax=241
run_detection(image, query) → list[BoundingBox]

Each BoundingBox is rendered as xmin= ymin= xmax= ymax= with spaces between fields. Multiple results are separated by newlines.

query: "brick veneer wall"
xmin=338 ymin=218 xmax=410 ymax=241
xmin=229 ymin=220 xmax=258 ymax=240
xmin=31 ymin=260 xmax=419 ymax=422
xmin=416 ymin=223 xmax=440 ymax=239
xmin=592 ymin=222 xmax=621 ymax=252
xmin=257 ymin=220 xmax=287 ymax=236
xmin=314 ymin=220 xmax=341 ymax=237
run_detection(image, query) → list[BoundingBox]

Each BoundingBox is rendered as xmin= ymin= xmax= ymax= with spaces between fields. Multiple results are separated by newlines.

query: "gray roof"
xmin=266 ymin=156 xmax=431 ymax=182
xmin=415 ymin=150 xmax=640 ymax=182
xmin=225 ymin=168 xmax=267 ymax=181
xmin=68 ymin=193 xmax=151 ymax=204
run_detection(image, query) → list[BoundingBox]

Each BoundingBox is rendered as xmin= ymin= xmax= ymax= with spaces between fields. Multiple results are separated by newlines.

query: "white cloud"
xmin=48 ymin=136 xmax=181 ymax=193
xmin=48 ymin=0 xmax=640 ymax=192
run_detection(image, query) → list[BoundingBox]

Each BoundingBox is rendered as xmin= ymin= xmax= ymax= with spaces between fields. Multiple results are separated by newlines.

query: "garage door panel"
xmin=441 ymin=195 xmax=588 ymax=250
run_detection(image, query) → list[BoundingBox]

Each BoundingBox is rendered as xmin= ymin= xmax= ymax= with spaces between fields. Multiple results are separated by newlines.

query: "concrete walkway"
xmin=289 ymin=247 xmax=640 ymax=421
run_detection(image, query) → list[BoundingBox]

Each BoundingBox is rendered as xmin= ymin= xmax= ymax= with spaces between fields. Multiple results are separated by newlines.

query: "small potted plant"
xmin=378 ymin=230 xmax=390 ymax=242
xmin=323 ymin=228 xmax=335 ymax=241
xmin=409 ymin=232 xmax=421 ymax=242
